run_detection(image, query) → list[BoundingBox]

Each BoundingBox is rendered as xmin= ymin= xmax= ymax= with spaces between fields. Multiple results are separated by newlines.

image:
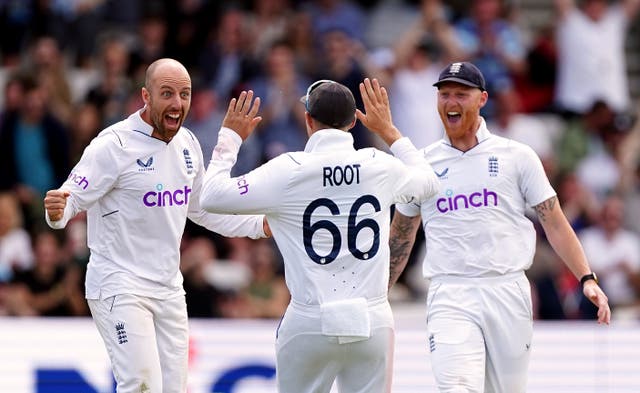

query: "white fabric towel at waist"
xmin=320 ymin=297 xmax=370 ymax=344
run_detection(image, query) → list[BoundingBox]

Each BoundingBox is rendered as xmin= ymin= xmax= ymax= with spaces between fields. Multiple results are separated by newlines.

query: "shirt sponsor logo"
xmin=143 ymin=184 xmax=191 ymax=207
xmin=68 ymin=172 xmax=89 ymax=190
xmin=436 ymin=188 xmax=498 ymax=213
xmin=137 ymin=156 xmax=155 ymax=172
xmin=237 ymin=175 xmax=249 ymax=195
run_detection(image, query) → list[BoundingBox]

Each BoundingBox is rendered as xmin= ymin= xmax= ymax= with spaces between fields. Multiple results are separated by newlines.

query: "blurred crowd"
xmin=0 ymin=0 xmax=639 ymax=321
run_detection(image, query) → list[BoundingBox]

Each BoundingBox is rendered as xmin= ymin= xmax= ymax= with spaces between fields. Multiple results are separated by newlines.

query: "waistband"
xmin=289 ymin=294 xmax=388 ymax=318
xmin=430 ymin=270 xmax=526 ymax=285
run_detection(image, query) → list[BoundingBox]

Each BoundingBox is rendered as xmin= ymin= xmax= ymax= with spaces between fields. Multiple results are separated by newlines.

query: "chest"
xmin=117 ymin=142 xmax=198 ymax=204
xmin=426 ymin=152 xmax=521 ymax=214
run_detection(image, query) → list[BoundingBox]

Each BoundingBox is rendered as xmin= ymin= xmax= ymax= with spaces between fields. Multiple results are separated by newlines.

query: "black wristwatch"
xmin=580 ymin=272 xmax=599 ymax=286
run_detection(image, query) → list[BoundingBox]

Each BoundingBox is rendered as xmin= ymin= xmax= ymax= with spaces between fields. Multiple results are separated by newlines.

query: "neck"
xmin=448 ymin=117 xmax=482 ymax=152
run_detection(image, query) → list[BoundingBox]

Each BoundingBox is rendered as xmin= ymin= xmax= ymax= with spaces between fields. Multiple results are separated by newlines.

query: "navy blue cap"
xmin=301 ymin=80 xmax=356 ymax=129
xmin=433 ymin=62 xmax=486 ymax=91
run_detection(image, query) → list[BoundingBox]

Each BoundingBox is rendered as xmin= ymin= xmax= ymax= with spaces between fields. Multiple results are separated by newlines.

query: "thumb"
xmin=355 ymin=109 xmax=365 ymax=122
xmin=61 ymin=190 xmax=71 ymax=198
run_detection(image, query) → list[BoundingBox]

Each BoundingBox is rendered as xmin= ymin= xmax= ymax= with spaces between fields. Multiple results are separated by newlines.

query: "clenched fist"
xmin=44 ymin=189 xmax=70 ymax=221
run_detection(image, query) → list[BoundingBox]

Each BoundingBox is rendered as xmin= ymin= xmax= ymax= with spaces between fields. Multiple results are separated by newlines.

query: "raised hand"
xmin=221 ymin=90 xmax=263 ymax=141
xmin=356 ymin=78 xmax=402 ymax=146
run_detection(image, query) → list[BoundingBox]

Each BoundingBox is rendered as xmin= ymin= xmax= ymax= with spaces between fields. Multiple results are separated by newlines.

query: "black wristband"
xmin=580 ymin=272 xmax=598 ymax=286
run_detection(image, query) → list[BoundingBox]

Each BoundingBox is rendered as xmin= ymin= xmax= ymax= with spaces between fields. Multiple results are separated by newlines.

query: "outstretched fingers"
xmin=222 ymin=90 xmax=262 ymax=140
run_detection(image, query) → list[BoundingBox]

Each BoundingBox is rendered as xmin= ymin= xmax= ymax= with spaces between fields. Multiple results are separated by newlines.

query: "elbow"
xmin=199 ymin=194 xmax=217 ymax=213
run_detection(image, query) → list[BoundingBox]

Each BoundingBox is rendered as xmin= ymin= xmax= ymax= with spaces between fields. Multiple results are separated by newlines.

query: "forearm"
xmin=389 ymin=212 xmax=422 ymax=289
xmin=537 ymin=197 xmax=591 ymax=279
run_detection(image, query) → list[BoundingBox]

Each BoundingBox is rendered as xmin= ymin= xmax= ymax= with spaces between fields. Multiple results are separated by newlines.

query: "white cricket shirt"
xmin=201 ymin=128 xmax=439 ymax=306
xmin=397 ymin=119 xmax=556 ymax=278
xmin=46 ymin=110 xmax=265 ymax=300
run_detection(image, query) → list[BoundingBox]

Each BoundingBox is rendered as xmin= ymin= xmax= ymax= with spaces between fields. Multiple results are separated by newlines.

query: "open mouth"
xmin=165 ymin=113 xmax=181 ymax=127
xmin=446 ymin=111 xmax=461 ymax=123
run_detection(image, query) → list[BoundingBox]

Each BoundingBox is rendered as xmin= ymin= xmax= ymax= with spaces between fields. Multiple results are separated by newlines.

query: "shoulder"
xmin=179 ymin=126 xmax=199 ymax=144
xmin=85 ymin=119 xmax=137 ymax=155
xmin=421 ymin=140 xmax=447 ymax=159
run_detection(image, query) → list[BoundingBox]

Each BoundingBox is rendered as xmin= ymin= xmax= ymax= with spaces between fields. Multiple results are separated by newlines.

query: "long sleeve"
xmin=45 ymin=132 xmax=122 ymax=229
xmin=187 ymin=132 xmax=266 ymax=239
xmin=389 ymin=137 xmax=440 ymax=202
xmin=200 ymin=127 xmax=290 ymax=215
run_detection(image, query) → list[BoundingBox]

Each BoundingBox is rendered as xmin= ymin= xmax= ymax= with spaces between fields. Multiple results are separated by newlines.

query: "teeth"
xmin=447 ymin=112 xmax=460 ymax=116
xmin=168 ymin=114 xmax=180 ymax=119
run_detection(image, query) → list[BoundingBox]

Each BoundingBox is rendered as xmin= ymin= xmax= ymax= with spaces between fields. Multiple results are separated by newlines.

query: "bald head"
xmin=140 ymin=58 xmax=192 ymax=142
xmin=145 ymin=58 xmax=190 ymax=90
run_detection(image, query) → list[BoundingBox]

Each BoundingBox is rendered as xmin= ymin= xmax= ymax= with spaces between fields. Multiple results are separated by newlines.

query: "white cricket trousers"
xmin=276 ymin=298 xmax=395 ymax=393
xmin=88 ymin=293 xmax=189 ymax=393
xmin=426 ymin=271 xmax=533 ymax=393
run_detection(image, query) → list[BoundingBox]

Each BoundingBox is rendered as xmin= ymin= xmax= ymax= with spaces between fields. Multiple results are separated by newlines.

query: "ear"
xmin=304 ymin=111 xmax=314 ymax=129
xmin=479 ymin=90 xmax=489 ymax=108
xmin=345 ymin=116 xmax=356 ymax=131
xmin=141 ymin=87 xmax=150 ymax=106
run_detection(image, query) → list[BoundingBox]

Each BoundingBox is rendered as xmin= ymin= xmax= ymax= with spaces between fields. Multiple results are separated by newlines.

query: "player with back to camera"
xmin=387 ymin=61 xmax=611 ymax=392
xmin=199 ymin=78 xmax=440 ymax=392
xmin=43 ymin=58 xmax=269 ymax=393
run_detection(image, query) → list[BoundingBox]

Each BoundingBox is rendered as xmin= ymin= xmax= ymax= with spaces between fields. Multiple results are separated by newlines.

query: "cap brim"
xmin=433 ymin=77 xmax=483 ymax=90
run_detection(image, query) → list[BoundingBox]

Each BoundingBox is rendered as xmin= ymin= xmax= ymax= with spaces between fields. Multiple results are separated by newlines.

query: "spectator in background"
xmin=85 ymin=33 xmax=133 ymax=128
xmin=487 ymin=89 xmax=559 ymax=176
xmin=453 ymin=0 xmax=528 ymax=120
xmin=578 ymin=193 xmax=640 ymax=318
xmin=245 ymin=0 xmax=294 ymax=61
xmin=514 ymin=24 xmax=558 ymax=113
xmin=248 ymin=40 xmax=309 ymax=159
xmin=180 ymin=236 xmax=227 ymax=318
xmin=189 ymin=83 xmax=260 ymax=176
xmin=0 ymin=72 xmax=70 ymax=229
xmin=27 ymin=36 xmax=74 ymax=125
xmin=68 ymin=103 xmax=102 ymax=164
xmin=284 ymin=9 xmax=318 ymax=77
xmin=163 ymin=0 xmax=218 ymax=71
xmin=556 ymin=100 xmax=617 ymax=175
xmin=574 ymin=114 xmax=629 ymax=199
xmin=185 ymin=85 xmax=224 ymax=162
xmin=0 ymin=192 xmax=34 ymax=283
xmin=303 ymin=0 xmax=366 ymax=43
xmin=238 ymin=238 xmax=289 ymax=319
xmin=198 ymin=7 xmax=259 ymax=101
xmin=389 ymin=0 xmax=461 ymax=149
xmin=553 ymin=0 xmax=640 ymax=117
xmin=313 ymin=28 xmax=388 ymax=149
xmin=7 ymin=229 xmax=87 ymax=316
xmin=48 ymin=0 xmax=106 ymax=68
xmin=128 ymin=7 xmax=169 ymax=86
xmin=0 ymin=70 xmax=27 ymax=123
xmin=617 ymin=105 xmax=640 ymax=235
xmin=555 ymin=171 xmax=601 ymax=232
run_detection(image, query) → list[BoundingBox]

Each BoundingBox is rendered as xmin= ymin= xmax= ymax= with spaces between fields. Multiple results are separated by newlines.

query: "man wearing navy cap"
xmin=388 ymin=61 xmax=611 ymax=392
xmin=200 ymin=79 xmax=440 ymax=392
